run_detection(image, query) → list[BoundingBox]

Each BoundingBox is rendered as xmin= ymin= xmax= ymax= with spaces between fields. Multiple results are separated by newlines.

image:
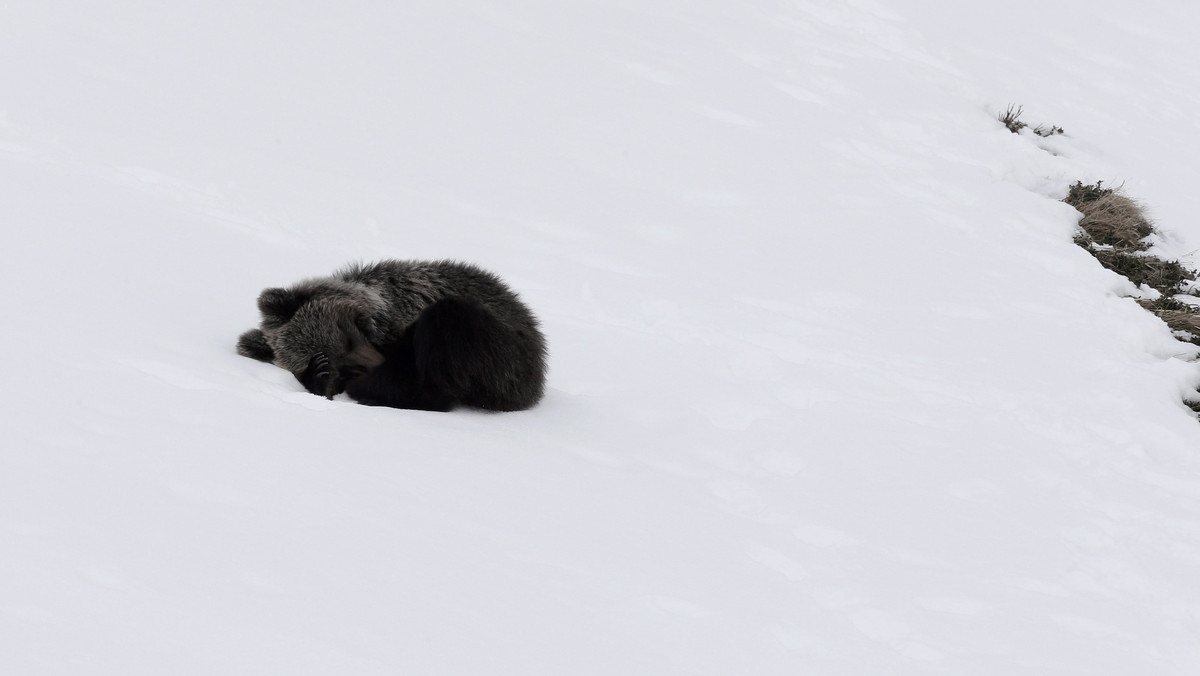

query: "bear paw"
xmin=299 ymin=352 xmax=340 ymax=399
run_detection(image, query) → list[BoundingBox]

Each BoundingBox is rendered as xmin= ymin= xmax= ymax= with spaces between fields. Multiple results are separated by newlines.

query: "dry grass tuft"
xmin=1076 ymin=193 xmax=1154 ymax=250
xmin=999 ymin=105 xmax=1027 ymax=133
xmin=999 ymin=105 xmax=1064 ymax=137
xmin=1065 ymin=181 xmax=1192 ymax=295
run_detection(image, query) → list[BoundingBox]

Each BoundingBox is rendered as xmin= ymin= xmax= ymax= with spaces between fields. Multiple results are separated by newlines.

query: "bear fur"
xmin=237 ymin=260 xmax=547 ymax=412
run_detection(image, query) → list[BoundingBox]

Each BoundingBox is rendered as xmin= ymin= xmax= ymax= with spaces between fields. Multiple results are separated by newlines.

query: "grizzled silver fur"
xmin=237 ymin=259 xmax=547 ymax=411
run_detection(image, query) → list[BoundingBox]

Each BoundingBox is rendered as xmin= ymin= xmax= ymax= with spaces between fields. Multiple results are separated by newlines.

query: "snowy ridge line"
xmin=1002 ymin=105 xmax=1200 ymax=417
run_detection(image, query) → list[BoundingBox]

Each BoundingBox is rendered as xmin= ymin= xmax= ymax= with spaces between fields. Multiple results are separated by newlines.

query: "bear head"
xmin=237 ymin=278 xmax=389 ymax=376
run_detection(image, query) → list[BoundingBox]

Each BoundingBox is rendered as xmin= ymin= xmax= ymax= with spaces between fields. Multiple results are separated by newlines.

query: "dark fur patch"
xmin=341 ymin=296 xmax=542 ymax=412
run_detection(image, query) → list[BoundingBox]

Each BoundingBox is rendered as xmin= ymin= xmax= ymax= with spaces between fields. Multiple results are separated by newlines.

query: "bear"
xmin=236 ymin=260 xmax=547 ymax=412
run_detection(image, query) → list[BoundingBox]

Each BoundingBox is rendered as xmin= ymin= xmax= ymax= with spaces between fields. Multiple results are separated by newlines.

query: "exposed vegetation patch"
xmin=1185 ymin=397 xmax=1200 ymax=415
xmin=1063 ymin=179 xmax=1200 ymax=412
xmin=1136 ymin=297 xmax=1200 ymax=347
xmin=1065 ymin=181 xmax=1194 ymax=295
xmin=1003 ymin=106 xmax=1199 ymax=416
xmin=1088 ymin=248 xmax=1193 ymax=294
xmin=1066 ymin=184 xmax=1152 ymax=249
xmin=1064 ymin=180 xmax=1114 ymax=205
xmin=999 ymin=105 xmax=1064 ymax=137
xmin=999 ymin=105 xmax=1027 ymax=134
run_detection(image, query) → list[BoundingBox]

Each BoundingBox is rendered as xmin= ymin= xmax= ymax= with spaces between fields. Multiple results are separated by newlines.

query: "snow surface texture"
xmin=5 ymin=1 xmax=1200 ymax=673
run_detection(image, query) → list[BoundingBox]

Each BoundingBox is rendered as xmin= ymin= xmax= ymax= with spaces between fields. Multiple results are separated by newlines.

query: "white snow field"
xmin=5 ymin=1 xmax=1200 ymax=673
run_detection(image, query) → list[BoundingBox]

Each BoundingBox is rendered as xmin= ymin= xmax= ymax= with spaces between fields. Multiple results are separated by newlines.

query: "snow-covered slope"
xmin=5 ymin=1 xmax=1200 ymax=673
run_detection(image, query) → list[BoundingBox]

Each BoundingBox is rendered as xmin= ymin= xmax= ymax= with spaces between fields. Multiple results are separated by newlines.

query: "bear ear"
xmin=257 ymin=287 xmax=308 ymax=323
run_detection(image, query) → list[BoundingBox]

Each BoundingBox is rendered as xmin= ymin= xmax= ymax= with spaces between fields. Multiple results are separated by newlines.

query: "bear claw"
xmin=300 ymin=352 xmax=339 ymax=399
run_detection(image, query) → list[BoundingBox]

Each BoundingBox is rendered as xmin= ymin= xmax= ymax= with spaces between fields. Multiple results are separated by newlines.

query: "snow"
xmin=4 ymin=1 xmax=1200 ymax=673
